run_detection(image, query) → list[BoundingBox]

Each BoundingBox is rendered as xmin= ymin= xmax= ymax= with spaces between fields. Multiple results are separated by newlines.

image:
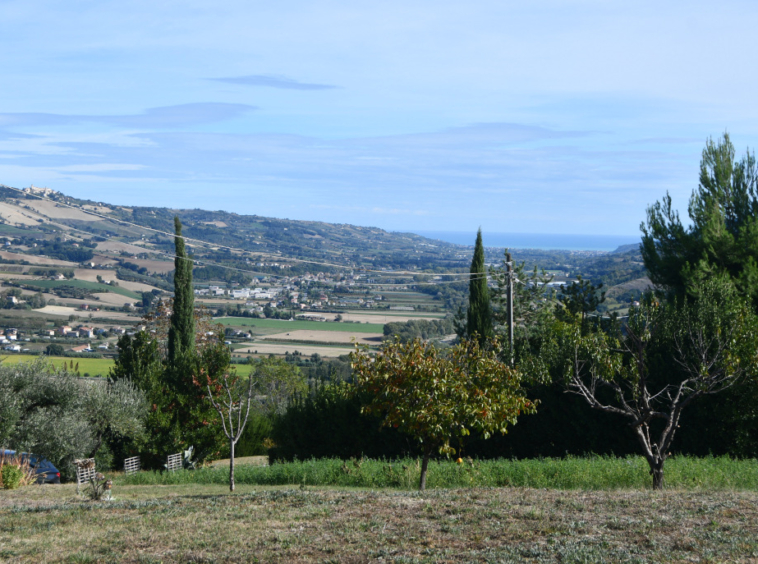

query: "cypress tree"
xmin=168 ymin=216 xmax=195 ymax=365
xmin=467 ymin=229 xmax=493 ymax=345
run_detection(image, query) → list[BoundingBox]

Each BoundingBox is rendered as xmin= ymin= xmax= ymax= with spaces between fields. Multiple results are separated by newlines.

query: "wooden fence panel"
xmin=166 ymin=453 xmax=182 ymax=472
xmin=124 ymin=456 xmax=140 ymax=475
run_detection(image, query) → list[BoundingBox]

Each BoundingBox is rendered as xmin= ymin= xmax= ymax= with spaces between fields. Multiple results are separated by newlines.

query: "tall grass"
xmin=115 ymin=455 xmax=758 ymax=490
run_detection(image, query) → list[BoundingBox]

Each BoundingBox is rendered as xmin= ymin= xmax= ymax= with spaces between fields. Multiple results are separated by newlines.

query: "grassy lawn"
xmin=217 ymin=317 xmax=385 ymax=333
xmin=22 ymin=279 xmax=142 ymax=299
xmin=2 ymin=482 xmax=758 ymax=562
xmin=116 ymin=456 xmax=758 ymax=491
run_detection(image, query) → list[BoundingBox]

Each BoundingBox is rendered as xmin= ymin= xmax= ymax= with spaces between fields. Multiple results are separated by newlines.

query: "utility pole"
xmin=505 ymin=252 xmax=514 ymax=365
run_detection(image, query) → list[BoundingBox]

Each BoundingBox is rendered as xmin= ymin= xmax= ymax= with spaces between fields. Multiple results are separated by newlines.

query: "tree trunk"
xmin=649 ymin=458 xmax=664 ymax=490
xmin=88 ymin=433 xmax=104 ymax=459
xmin=419 ymin=447 xmax=431 ymax=491
xmin=229 ymin=440 xmax=235 ymax=492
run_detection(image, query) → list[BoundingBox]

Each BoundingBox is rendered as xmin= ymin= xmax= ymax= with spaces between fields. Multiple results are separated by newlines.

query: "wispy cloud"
xmin=0 ymin=103 xmax=256 ymax=129
xmin=626 ymin=137 xmax=703 ymax=145
xmin=210 ymin=74 xmax=338 ymax=90
xmin=0 ymin=120 xmax=688 ymax=234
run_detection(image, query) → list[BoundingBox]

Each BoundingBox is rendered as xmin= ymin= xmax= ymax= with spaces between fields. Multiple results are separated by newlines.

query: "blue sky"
xmin=1 ymin=0 xmax=757 ymax=238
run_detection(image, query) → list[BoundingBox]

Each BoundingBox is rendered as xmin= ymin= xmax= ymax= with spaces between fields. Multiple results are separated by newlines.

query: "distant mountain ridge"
xmin=0 ymin=184 xmax=471 ymax=272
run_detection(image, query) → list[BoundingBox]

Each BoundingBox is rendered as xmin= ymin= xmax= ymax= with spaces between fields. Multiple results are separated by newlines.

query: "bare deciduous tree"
xmin=562 ymin=281 xmax=758 ymax=489
xmin=205 ymin=371 xmax=255 ymax=492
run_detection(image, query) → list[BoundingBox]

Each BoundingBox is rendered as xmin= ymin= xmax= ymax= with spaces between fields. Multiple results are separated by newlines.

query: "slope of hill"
xmin=0 ymin=184 xmax=470 ymax=273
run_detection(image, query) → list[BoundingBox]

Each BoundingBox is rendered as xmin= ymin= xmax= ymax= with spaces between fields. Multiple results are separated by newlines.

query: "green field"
xmin=1 ymin=354 xmax=115 ymax=376
xmin=217 ymin=317 xmax=385 ymax=333
xmin=0 ymin=224 xmax=42 ymax=236
xmin=0 ymin=354 xmax=254 ymax=377
xmin=22 ymin=279 xmax=142 ymax=299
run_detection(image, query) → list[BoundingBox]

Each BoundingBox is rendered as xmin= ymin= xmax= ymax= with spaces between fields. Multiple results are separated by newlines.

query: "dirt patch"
xmin=74 ymin=268 xmax=117 ymax=283
xmin=90 ymin=254 xmax=119 ymax=267
xmin=0 ymin=250 xmax=76 ymax=266
xmin=114 ymin=279 xmax=160 ymax=293
xmin=24 ymin=199 xmax=103 ymax=221
xmin=128 ymin=258 xmax=175 ymax=274
xmin=90 ymin=292 xmax=135 ymax=306
xmin=262 ymin=329 xmax=382 ymax=345
xmin=96 ymin=241 xmax=158 ymax=255
xmin=34 ymin=305 xmax=137 ymax=321
xmin=235 ymin=342 xmax=355 ymax=357
xmin=0 ymin=273 xmax=36 ymax=280
xmin=0 ymin=202 xmax=46 ymax=226
xmin=203 ymin=221 xmax=228 ymax=228
xmin=82 ymin=204 xmax=114 ymax=214
xmin=338 ymin=312 xmax=444 ymax=323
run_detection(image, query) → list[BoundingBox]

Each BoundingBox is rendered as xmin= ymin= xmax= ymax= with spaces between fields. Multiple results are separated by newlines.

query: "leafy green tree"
xmin=555 ymin=275 xmax=605 ymax=333
xmin=45 ymin=343 xmax=64 ymax=356
xmin=466 ymin=229 xmax=492 ymax=345
xmin=490 ymin=251 xmax=555 ymax=341
xmin=110 ymin=223 xmax=230 ymax=467
xmin=557 ymin=281 xmax=758 ymax=489
xmin=81 ymin=378 xmax=147 ymax=459
xmin=168 ymin=216 xmax=195 ymax=365
xmin=641 ymin=133 xmax=758 ymax=308
xmin=351 ymin=337 xmax=536 ymax=490
xmin=0 ymin=359 xmax=146 ymax=478
xmin=248 ymin=357 xmax=308 ymax=416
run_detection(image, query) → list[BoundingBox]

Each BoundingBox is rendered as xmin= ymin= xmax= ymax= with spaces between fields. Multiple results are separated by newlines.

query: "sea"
xmin=411 ymin=231 xmax=640 ymax=252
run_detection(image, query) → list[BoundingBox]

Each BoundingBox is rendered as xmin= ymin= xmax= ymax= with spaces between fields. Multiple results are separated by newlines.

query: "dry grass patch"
xmin=261 ymin=329 xmax=383 ymax=345
xmin=234 ymin=343 xmax=356 ymax=357
xmin=0 ymin=250 xmax=76 ymax=266
xmin=2 ymin=484 xmax=758 ymax=562
xmin=33 ymin=305 xmax=137 ymax=321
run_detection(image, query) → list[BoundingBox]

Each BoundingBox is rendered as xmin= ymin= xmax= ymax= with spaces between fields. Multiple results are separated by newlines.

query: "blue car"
xmin=1 ymin=450 xmax=61 ymax=484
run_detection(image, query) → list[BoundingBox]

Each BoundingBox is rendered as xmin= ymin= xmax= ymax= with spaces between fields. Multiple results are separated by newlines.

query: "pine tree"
xmin=641 ymin=133 xmax=758 ymax=310
xmin=168 ymin=216 xmax=195 ymax=365
xmin=467 ymin=229 xmax=493 ymax=345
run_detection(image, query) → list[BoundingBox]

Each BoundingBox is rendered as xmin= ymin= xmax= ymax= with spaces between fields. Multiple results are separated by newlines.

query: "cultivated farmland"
xmin=217 ymin=317 xmax=385 ymax=333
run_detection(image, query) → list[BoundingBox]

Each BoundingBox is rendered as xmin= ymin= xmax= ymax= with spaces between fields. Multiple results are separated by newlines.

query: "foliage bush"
xmin=235 ymin=413 xmax=273 ymax=457
xmin=269 ymin=381 xmax=418 ymax=462
xmin=1 ymin=463 xmax=24 ymax=489
xmin=0 ymin=359 xmax=146 ymax=480
xmin=0 ymin=454 xmax=33 ymax=489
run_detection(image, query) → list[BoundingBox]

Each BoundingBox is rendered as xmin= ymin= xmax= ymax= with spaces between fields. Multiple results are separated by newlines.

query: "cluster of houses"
xmin=192 ymin=271 xmax=387 ymax=315
xmin=194 ymin=286 xmax=282 ymax=300
xmin=1 ymin=328 xmax=22 ymax=351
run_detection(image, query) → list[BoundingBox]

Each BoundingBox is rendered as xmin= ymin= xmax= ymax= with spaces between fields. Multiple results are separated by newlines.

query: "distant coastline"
xmin=412 ymin=231 xmax=640 ymax=252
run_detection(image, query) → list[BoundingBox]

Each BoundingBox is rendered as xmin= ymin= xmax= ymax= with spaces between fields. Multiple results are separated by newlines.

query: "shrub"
xmin=0 ymin=456 xmax=33 ymax=489
xmin=1 ymin=464 xmax=23 ymax=489
xmin=269 ymin=381 xmax=416 ymax=462
xmin=84 ymin=473 xmax=113 ymax=501
xmin=236 ymin=413 xmax=273 ymax=457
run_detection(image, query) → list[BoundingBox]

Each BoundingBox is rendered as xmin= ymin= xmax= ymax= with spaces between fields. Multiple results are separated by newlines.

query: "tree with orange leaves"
xmin=351 ymin=337 xmax=536 ymax=491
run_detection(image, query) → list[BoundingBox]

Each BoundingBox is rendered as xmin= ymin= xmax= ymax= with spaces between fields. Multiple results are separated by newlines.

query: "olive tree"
xmin=0 ymin=359 xmax=147 ymax=477
xmin=351 ymin=337 xmax=536 ymax=491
